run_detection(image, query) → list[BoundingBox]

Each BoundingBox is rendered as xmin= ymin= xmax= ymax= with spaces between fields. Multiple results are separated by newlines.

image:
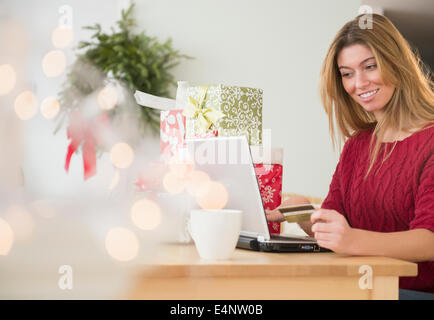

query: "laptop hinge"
xmin=257 ymin=235 xmax=265 ymax=242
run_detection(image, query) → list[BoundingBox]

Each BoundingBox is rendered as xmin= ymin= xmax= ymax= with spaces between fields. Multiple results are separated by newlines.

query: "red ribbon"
xmin=64 ymin=111 xmax=109 ymax=180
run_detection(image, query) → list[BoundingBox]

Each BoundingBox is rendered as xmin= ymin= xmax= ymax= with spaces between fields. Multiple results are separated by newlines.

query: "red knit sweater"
xmin=321 ymin=123 xmax=434 ymax=293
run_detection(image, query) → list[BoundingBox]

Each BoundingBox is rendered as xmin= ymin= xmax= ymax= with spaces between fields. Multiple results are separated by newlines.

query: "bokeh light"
xmin=105 ymin=227 xmax=139 ymax=262
xmin=0 ymin=64 xmax=17 ymax=95
xmin=51 ymin=26 xmax=74 ymax=48
xmin=42 ymin=50 xmax=66 ymax=77
xmin=40 ymin=96 xmax=60 ymax=119
xmin=4 ymin=205 xmax=34 ymax=241
xmin=196 ymin=181 xmax=229 ymax=210
xmin=0 ymin=217 xmax=14 ymax=255
xmin=162 ymin=171 xmax=186 ymax=194
xmin=168 ymin=154 xmax=194 ymax=179
xmin=110 ymin=142 xmax=134 ymax=169
xmin=0 ymin=19 xmax=29 ymax=58
xmin=130 ymin=198 xmax=162 ymax=230
xmin=97 ymin=85 xmax=118 ymax=110
xmin=185 ymin=170 xmax=210 ymax=197
xmin=14 ymin=90 xmax=38 ymax=120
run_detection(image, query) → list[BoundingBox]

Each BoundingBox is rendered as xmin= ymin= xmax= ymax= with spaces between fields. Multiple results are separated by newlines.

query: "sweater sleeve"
xmin=409 ymin=152 xmax=434 ymax=232
xmin=321 ymin=138 xmax=354 ymax=218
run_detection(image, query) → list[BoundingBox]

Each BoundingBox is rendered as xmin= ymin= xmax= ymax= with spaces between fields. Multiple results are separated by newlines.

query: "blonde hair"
xmin=320 ymin=13 xmax=434 ymax=178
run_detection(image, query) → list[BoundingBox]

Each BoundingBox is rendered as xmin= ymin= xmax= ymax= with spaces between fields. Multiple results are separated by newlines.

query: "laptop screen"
xmin=186 ymin=136 xmax=271 ymax=240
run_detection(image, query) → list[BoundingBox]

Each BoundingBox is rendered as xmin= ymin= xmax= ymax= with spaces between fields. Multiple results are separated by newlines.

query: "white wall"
xmin=135 ymin=0 xmax=361 ymax=198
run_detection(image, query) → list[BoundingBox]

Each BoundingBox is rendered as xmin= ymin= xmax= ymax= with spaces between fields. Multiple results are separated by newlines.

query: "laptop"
xmin=186 ymin=136 xmax=329 ymax=253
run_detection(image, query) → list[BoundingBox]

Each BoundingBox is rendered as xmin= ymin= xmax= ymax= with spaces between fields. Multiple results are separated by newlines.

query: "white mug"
xmin=189 ymin=209 xmax=243 ymax=260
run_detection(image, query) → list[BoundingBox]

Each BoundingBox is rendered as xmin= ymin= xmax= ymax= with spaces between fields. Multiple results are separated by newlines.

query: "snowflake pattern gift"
xmin=134 ymin=90 xmax=188 ymax=161
xmin=160 ymin=110 xmax=186 ymax=160
xmin=184 ymin=85 xmax=263 ymax=145
xmin=251 ymin=147 xmax=284 ymax=235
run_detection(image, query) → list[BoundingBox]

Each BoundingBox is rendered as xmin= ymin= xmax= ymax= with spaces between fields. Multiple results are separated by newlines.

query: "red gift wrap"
xmin=252 ymin=147 xmax=284 ymax=235
xmin=160 ymin=110 xmax=186 ymax=161
xmin=254 ymin=163 xmax=283 ymax=234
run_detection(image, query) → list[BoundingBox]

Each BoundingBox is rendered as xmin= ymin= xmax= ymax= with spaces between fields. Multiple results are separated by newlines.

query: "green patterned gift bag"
xmin=183 ymin=85 xmax=263 ymax=145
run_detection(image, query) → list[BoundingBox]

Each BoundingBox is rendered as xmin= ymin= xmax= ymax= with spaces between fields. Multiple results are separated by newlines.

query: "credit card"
xmin=278 ymin=204 xmax=316 ymax=223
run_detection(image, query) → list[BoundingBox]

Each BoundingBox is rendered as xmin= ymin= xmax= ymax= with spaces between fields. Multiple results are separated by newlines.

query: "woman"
xmin=266 ymin=14 xmax=434 ymax=297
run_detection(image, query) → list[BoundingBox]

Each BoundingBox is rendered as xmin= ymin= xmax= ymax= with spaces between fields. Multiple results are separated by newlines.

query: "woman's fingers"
xmin=311 ymin=222 xmax=332 ymax=233
xmin=311 ymin=208 xmax=336 ymax=224
xmin=313 ymin=231 xmax=334 ymax=241
xmin=265 ymin=209 xmax=285 ymax=222
xmin=316 ymin=240 xmax=333 ymax=250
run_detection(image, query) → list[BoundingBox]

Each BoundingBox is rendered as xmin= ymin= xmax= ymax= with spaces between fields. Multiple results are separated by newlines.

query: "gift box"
xmin=134 ymin=89 xmax=186 ymax=161
xmin=184 ymin=85 xmax=262 ymax=145
xmin=160 ymin=110 xmax=186 ymax=160
xmin=251 ymin=147 xmax=284 ymax=235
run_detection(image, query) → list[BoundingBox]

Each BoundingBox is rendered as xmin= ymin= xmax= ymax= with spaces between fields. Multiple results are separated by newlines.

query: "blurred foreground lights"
xmin=5 ymin=205 xmax=34 ymax=241
xmin=131 ymin=199 xmax=162 ymax=230
xmin=196 ymin=181 xmax=228 ymax=210
xmin=0 ymin=218 xmax=14 ymax=255
xmin=51 ymin=26 xmax=74 ymax=48
xmin=14 ymin=90 xmax=38 ymax=120
xmin=40 ymin=96 xmax=60 ymax=119
xmin=110 ymin=142 xmax=134 ymax=169
xmin=185 ymin=170 xmax=210 ymax=197
xmin=98 ymin=85 xmax=118 ymax=110
xmin=0 ymin=19 xmax=29 ymax=57
xmin=0 ymin=64 xmax=16 ymax=95
xmin=163 ymin=171 xmax=186 ymax=194
xmin=42 ymin=50 xmax=66 ymax=77
xmin=105 ymin=227 xmax=139 ymax=262
xmin=168 ymin=155 xmax=194 ymax=178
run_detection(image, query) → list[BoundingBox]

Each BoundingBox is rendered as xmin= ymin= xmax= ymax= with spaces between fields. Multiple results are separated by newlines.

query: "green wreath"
xmin=56 ymin=3 xmax=190 ymax=139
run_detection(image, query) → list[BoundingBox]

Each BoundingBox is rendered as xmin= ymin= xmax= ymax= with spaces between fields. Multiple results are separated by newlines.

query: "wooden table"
xmin=125 ymin=243 xmax=417 ymax=300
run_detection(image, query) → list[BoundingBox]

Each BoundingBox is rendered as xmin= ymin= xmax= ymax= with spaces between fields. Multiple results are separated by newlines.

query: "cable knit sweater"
xmin=321 ymin=123 xmax=434 ymax=293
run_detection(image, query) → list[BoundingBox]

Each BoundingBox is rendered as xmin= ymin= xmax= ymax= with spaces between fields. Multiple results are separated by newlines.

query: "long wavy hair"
xmin=320 ymin=13 xmax=434 ymax=178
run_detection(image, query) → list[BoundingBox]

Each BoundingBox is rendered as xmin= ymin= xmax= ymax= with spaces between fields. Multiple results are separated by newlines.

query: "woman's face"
xmin=337 ymin=44 xmax=395 ymax=121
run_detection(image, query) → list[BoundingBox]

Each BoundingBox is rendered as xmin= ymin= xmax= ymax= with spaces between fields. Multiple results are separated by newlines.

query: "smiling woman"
xmin=316 ymin=13 xmax=434 ymax=297
xmin=337 ymin=45 xmax=396 ymax=119
xmin=267 ymin=13 xmax=434 ymax=298
xmin=319 ymin=13 xmax=433 ymax=174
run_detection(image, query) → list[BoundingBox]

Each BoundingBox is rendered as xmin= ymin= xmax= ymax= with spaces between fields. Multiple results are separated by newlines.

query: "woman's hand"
xmin=311 ymin=208 xmax=358 ymax=254
xmin=266 ymin=195 xmax=312 ymax=223
xmin=265 ymin=208 xmax=285 ymax=223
